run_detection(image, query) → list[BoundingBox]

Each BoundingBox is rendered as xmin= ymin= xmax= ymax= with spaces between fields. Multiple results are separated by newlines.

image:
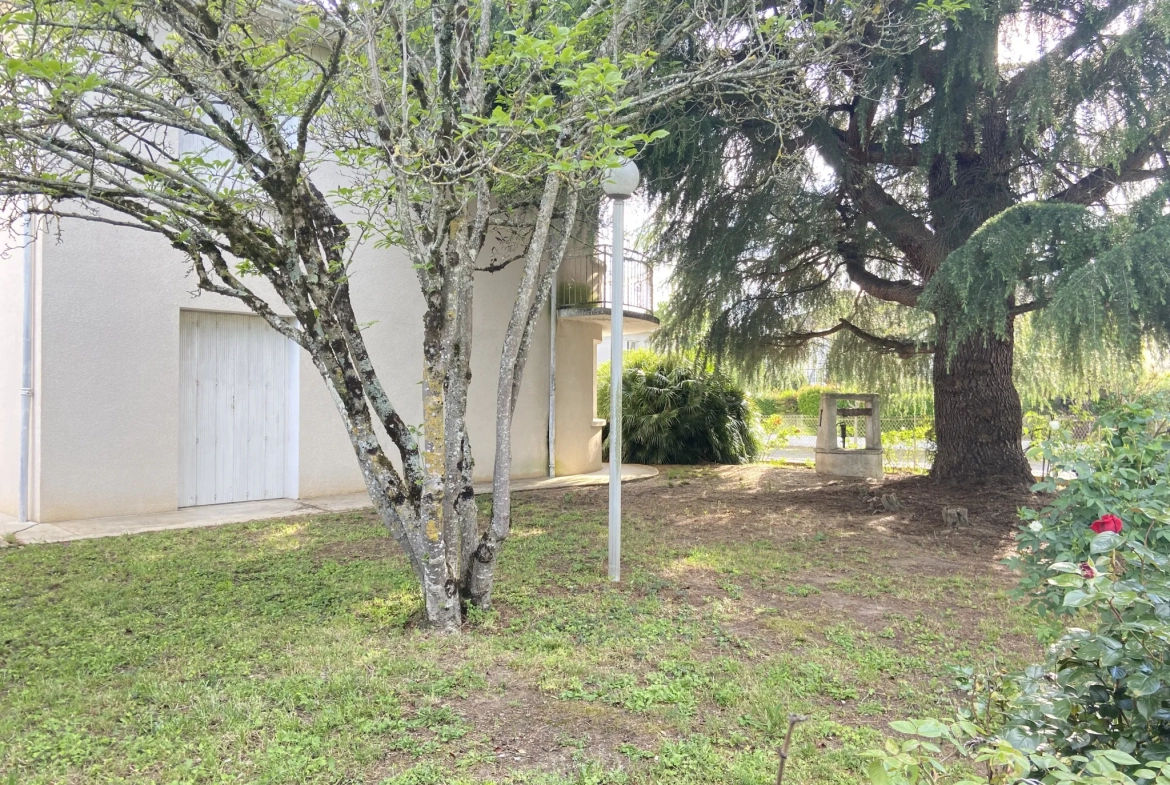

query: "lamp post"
xmin=601 ymin=159 xmax=639 ymax=582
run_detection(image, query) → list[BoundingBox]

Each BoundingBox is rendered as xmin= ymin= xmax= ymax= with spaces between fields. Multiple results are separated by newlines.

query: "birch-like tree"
xmin=0 ymin=0 xmax=854 ymax=628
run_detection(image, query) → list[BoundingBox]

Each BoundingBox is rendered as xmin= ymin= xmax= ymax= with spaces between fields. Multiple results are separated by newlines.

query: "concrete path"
xmin=0 ymin=464 xmax=658 ymax=546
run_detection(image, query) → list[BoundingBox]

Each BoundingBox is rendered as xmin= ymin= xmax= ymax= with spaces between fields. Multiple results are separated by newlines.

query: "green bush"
xmin=754 ymin=386 xmax=935 ymax=419
xmin=557 ymin=279 xmax=598 ymax=307
xmin=867 ymin=394 xmax=1170 ymax=784
xmin=1014 ymin=394 xmax=1170 ymax=620
xmin=797 ymin=385 xmax=835 ymax=416
xmin=754 ymin=390 xmax=799 ymax=417
xmin=598 ymin=352 xmax=759 ymax=464
xmin=881 ymin=391 xmax=935 ymax=418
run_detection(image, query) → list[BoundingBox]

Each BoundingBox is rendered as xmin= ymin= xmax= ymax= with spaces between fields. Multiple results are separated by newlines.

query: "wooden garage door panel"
xmin=179 ymin=311 xmax=291 ymax=507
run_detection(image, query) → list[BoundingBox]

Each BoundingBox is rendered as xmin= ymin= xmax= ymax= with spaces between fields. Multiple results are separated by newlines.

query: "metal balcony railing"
xmin=557 ymin=245 xmax=654 ymax=316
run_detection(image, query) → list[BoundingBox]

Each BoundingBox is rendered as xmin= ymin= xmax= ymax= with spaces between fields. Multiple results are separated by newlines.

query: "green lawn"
xmin=0 ymin=465 xmax=1041 ymax=784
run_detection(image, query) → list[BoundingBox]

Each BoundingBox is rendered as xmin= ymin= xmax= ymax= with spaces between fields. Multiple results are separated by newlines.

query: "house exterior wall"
xmin=0 ymin=213 xmax=25 ymax=516
xmin=2 ymin=213 xmax=554 ymax=522
xmin=554 ymin=319 xmax=603 ymax=475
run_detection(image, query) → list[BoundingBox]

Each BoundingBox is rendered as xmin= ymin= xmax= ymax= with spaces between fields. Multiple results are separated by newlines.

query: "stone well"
xmin=814 ymin=393 xmax=883 ymax=479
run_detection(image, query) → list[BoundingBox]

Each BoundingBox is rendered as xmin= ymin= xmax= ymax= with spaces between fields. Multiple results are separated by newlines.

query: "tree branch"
xmin=1001 ymin=0 xmax=1141 ymax=105
xmin=815 ymin=119 xmax=945 ymax=275
xmin=843 ymin=256 xmax=924 ymax=307
xmin=762 ymin=318 xmax=934 ymax=358
xmin=1049 ymin=131 xmax=1169 ymax=206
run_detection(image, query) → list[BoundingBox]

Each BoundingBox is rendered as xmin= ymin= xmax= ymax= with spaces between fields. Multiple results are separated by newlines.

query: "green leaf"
xmin=915 ymin=719 xmax=946 ymax=738
xmin=1098 ymin=749 xmax=1140 ymax=766
xmin=1136 ymin=694 xmax=1160 ymax=719
xmin=1003 ymin=726 xmax=1040 ymax=753
xmin=1049 ymin=574 xmax=1085 ymax=588
xmin=1063 ymin=589 xmax=1094 ymax=608
xmin=1127 ymin=673 xmax=1161 ymax=697
xmin=1091 ymin=532 xmax=1124 ymax=554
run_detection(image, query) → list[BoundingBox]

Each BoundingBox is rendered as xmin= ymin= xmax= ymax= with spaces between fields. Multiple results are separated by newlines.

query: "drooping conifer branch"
xmin=641 ymin=0 xmax=1170 ymax=482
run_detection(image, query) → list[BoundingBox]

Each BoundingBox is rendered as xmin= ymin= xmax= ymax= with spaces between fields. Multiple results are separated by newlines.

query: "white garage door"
xmin=179 ymin=311 xmax=298 ymax=507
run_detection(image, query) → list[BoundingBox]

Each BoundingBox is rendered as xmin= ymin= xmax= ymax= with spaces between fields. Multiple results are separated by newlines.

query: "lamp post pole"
xmin=601 ymin=160 xmax=639 ymax=582
xmin=608 ymin=197 xmax=625 ymax=582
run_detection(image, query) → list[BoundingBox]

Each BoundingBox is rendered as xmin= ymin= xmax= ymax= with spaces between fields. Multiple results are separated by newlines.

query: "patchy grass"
xmin=0 ymin=465 xmax=1041 ymax=784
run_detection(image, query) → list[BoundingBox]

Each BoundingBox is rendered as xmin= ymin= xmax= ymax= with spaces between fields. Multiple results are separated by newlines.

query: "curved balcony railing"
xmin=557 ymin=245 xmax=654 ymax=317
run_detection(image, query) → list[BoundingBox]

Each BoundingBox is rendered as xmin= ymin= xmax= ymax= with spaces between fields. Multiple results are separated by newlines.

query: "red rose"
xmin=1079 ymin=562 xmax=1098 ymax=579
xmin=1090 ymin=514 xmax=1123 ymax=535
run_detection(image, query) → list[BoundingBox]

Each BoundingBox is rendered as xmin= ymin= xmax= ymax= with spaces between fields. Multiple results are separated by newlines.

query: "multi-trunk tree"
xmin=0 ymin=0 xmax=852 ymax=627
xmin=643 ymin=0 xmax=1170 ymax=482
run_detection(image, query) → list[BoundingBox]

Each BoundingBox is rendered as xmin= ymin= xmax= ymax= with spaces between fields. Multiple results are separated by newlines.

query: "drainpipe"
xmin=547 ymin=294 xmax=557 ymax=478
xmin=18 ymin=207 xmax=36 ymax=522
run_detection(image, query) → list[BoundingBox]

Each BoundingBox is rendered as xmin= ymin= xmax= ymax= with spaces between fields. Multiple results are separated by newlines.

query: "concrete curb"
xmin=1 ymin=464 xmax=659 ymax=545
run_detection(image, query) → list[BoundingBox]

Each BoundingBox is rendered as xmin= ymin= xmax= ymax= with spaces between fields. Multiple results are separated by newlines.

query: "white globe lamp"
xmin=601 ymin=159 xmax=640 ymax=200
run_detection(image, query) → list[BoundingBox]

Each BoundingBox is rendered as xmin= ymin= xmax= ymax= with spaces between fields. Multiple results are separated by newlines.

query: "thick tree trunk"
xmin=931 ymin=324 xmax=1032 ymax=484
xmin=419 ymin=310 xmax=463 ymax=633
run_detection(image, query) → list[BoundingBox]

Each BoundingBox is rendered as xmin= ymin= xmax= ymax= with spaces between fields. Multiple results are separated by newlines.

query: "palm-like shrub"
xmin=598 ymin=351 xmax=759 ymax=464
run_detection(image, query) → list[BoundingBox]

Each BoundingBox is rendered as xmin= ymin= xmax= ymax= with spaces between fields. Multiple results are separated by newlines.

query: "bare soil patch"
xmin=538 ymin=463 xmax=1041 ymax=567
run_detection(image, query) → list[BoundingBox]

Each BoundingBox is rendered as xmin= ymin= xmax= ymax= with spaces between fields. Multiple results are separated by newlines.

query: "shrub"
xmin=881 ymin=423 xmax=933 ymax=447
xmin=598 ymin=352 xmax=759 ymax=464
xmin=867 ymin=394 xmax=1170 ymax=783
xmin=881 ymin=391 xmax=935 ymax=418
xmin=758 ymin=413 xmax=800 ymax=453
xmin=754 ymin=390 xmax=799 ymax=417
xmin=557 ymin=279 xmax=596 ymax=306
xmin=797 ymin=385 xmax=835 ymax=417
xmin=868 ymin=534 xmax=1170 ymax=782
xmin=1013 ymin=394 xmax=1170 ymax=619
xmin=756 ymin=387 xmax=934 ymax=419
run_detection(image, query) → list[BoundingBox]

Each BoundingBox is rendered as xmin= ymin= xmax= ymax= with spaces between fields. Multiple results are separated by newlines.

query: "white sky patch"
xmin=1000 ymin=16 xmax=1044 ymax=65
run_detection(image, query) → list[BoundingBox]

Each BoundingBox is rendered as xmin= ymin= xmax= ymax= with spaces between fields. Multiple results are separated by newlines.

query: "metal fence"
xmin=762 ymin=412 xmax=1107 ymax=474
xmin=558 ymin=245 xmax=654 ymax=316
xmin=761 ymin=414 xmax=936 ymax=472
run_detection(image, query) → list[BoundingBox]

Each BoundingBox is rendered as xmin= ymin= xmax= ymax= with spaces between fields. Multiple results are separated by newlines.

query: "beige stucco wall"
xmin=5 ymin=207 xmax=556 ymax=521
xmin=554 ymin=319 xmax=603 ymax=475
xmin=0 ymin=214 xmax=25 ymax=516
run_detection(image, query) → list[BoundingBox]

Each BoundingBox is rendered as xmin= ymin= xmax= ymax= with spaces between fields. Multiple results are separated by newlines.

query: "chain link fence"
xmin=760 ymin=413 xmax=935 ymax=472
xmin=762 ymin=411 xmax=1105 ymax=474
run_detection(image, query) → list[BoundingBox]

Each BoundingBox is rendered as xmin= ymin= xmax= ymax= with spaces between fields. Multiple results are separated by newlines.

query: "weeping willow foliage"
xmin=639 ymin=0 xmax=1170 ymax=410
xmin=823 ymin=298 xmax=935 ymax=395
xmin=923 ymin=187 xmax=1170 ymax=371
xmin=598 ymin=352 xmax=759 ymax=464
xmin=1013 ymin=316 xmax=1146 ymax=408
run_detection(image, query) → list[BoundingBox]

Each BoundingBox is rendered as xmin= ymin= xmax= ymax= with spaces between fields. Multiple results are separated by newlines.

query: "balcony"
xmin=556 ymin=245 xmax=659 ymax=329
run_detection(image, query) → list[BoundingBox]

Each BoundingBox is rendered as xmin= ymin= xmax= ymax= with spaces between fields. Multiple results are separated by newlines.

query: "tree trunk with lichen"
xmin=466 ymin=178 xmax=578 ymax=610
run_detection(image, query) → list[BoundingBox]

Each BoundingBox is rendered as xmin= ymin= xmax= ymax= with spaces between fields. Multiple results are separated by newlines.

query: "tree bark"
xmin=418 ymin=300 xmax=463 ymax=633
xmin=466 ymin=177 xmax=575 ymax=610
xmin=931 ymin=324 xmax=1032 ymax=484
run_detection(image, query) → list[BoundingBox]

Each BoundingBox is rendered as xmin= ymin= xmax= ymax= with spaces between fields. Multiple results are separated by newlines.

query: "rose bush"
xmin=1013 ymin=394 xmax=1170 ymax=620
xmin=866 ymin=394 xmax=1170 ymax=785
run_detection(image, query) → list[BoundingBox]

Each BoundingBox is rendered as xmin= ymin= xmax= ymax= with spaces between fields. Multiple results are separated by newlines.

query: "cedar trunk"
xmin=931 ymin=324 xmax=1033 ymax=484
